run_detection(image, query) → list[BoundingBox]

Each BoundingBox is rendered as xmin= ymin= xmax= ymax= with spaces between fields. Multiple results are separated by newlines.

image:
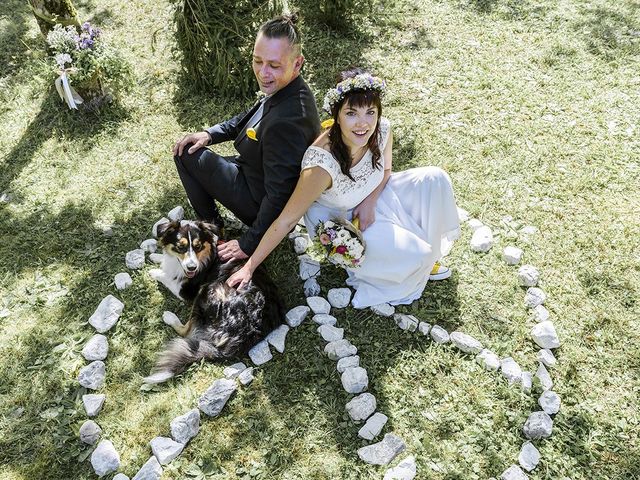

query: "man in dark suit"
xmin=173 ymin=14 xmax=320 ymax=261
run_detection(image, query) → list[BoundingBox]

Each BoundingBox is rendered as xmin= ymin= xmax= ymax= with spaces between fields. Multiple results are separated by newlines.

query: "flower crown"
xmin=322 ymin=73 xmax=386 ymax=114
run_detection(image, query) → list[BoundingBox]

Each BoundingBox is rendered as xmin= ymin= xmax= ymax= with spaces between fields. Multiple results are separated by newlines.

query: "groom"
xmin=173 ymin=14 xmax=320 ymax=261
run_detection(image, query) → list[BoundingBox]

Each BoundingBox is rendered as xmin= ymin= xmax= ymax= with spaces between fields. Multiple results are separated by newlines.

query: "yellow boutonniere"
xmin=321 ymin=118 xmax=334 ymax=129
xmin=246 ymin=127 xmax=257 ymax=141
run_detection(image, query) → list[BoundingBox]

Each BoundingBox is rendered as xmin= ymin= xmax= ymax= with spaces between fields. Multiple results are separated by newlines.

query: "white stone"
xmin=307 ymin=296 xmax=331 ymax=314
xmin=327 ymin=288 xmax=352 ymax=308
xmin=523 ymin=411 xmax=553 ymax=439
xmin=113 ymin=474 xmax=130 ymax=480
xmin=371 ymin=303 xmax=395 ymax=317
xmin=266 ymin=325 xmax=289 ymax=353
xmin=521 ymin=371 xmax=532 ymax=393
xmin=341 ymin=366 xmax=368 ymax=393
xmin=223 ymin=362 xmax=246 ymax=379
xmin=430 ymin=325 xmax=450 ymax=343
xmin=132 ymin=456 xmax=162 ymax=480
xmin=325 ymin=339 xmax=357 ymax=360
xmin=475 ymin=349 xmax=500 ymax=371
xmin=470 ymin=226 xmax=493 ymax=252
xmin=152 ymin=217 xmax=170 ymax=238
xmin=293 ymin=235 xmax=309 ymax=254
xmin=468 ymin=218 xmax=483 ymax=231
xmin=238 ymin=367 xmax=254 ymax=385
xmin=503 ymin=246 xmax=523 ymax=265
xmin=78 ymin=361 xmax=106 ymax=390
xmin=80 ymin=420 xmax=102 ymax=444
xmin=89 ymin=295 xmax=124 ymax=333
xmin=198 ymin=378 xmax=237 ymax=417
xmin=317 ymin=324 xmax=344 ymax=342
xmin=83 ymin=394 xmax=106 ymax=417
xmin=520 ymin=225 xmax=538 ymax=237
xmin=150 ymin=436 xmax=184 ymax=464
xmin=525 ymin=287 xmax=546 ymax=308
xmin=450 ymin=331 xmax=483 ymax=354
xmin=285 ymin=306 xmax=310 ymax=327
xmin=82 ymin=334 xmax=109 ymax=361
xmin=357 ymin=433 xmax=406 ymax=465
xmin=114 ymin=272 xmax=133 ymax=290
xmin=91 ymin=439 xmax=120 ymax=477
xmin=140 ymin=238 xmax=157 ymax=253
xmin=394 ymin=314 xmax=419 ymax=332
xmin=303 ymin=277 xmax=321 ymax=297
xmin=532 ymin=305 xmax=550 ymax=322
xmin=299 ymin=254 xmax=321 ymax=280
xmin=535 ymin=363 xmax=553 ymax=391
xmin=358 ymin=412 xmax=388 ymax=440
xmin=457 ymin=207 xmax=469 ymax=222
xmin=518 ymin=441 xmax=540 ymax=472
xmin=531 ymin=321 xmax=560 ymax=349
xmin=537 ymin=349 xmax=557 ymax=367
xmin=346 ymin=392 xmax=376 ymax=421
xmin=167 ymin=206 xmax=184 ymax=222
xmin=337 ymin=355 xmax=360 ymax=373
xmin=517 ymin=265 xmax=540 ymax=287
xmin=0 ymin=192 xmax=13 ymax=203
xmin=170 ymin=409 xmax=200 ymax=444
xmin=501 ymin=464 xmax=529 ymax=480
xmin=538 ymin=390 xmax=561 ymax=415
xmin=248 ymin=340 xmax=272 ymax=365
xmin=418 ymin=322 xmax=431 ymax=336
xmin=500 ymin=357 xmax=522 ymax=384
xmin=384 ymin=455 xmax=417 ymax=480
xmin=149 ymin=253 xmax=163 ymax=264
xmin=126 ymin=249 xmax=145 ymax=269
xmin=312 ymin=314 xmax=337 ymax=326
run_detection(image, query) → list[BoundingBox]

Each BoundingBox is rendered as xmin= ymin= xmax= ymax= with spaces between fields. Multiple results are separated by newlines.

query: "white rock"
xmin=82 ymin=334 xmax=109 ymax=361
xmin=113 ymin=474 xmax=130 ymax=480
xmin=89 ymin=295 xmax=124 ymax=333
xmin=475 ymin=349 xmax=500 ymax=371
xmin=523 ymin=411 xmax=553 ymax=439
xmin=307 ymin=296 xmax=331 ymax=314
xmin=358 ymin=412 xmax=388 ymax=440
xmin=285 ymin=306 xmax=310 ymax=327
xmin=223 ymin=362 xmax=246 ymax=379
xmin=325 ymin=339 xmax=357 ymax=360
xmin=430 ymin=325 xmax=450 ymax=343
xmin=503 ymin=246 xmax=523 ymax=265
xmin=170 ymin=409 xmax=200 ymax=444
xmin=418 ymin=321 xmax=431 ymax=336
xmin=132 ymin=456 xmax=162 ymax=480
xmin=537 ymin=349 xmax=557 ymax=367
xmin=80 ymin=419 xmax=102 ymax=444
xmin=517 ymin=265 xmax=540 ymax=287
xmin=299 ymin=254 xmax=321 ymax=280
xmin=346 ymin=392 xmax=376 ymax=421
xmin=114 ymin=272 xmax=133 ymax=290
xmin=303 ymin=277 xmax=321 ymax=297
xmin=500 ymin=357 xmax=522 ymax=384
xmin=357 ymin=433 xmax=406 ymax=465
xmin=78 ymin=361 xmax=106 ymax=390
xmin=520 ymin=225 xmax=538 ymax=237
xmin=341 ymin=366 xmax=369 ymax=393
xmin=266 ymin=324 xmax=289 ymax=353
xmin=535 ymin=363 xmax=553 ymax=391
xmin=318 ymin=324 xmax=344 ymax=342
xmin=468 ymin=218 xmax=483 ymax=231
xmin=524 ymin=287 xmax=546 ymax=308
xmin=384 ymin=455 xmax=417 ymax=480
xmin=0 ymin=192 xmax=13 ymax=203
xmin=394 ymin=314 xmax=419 ymax=332
xmin=531 ymin=321 xmax=559 ymax=349
xmin=198 ymin=378 xmax=237 ymax=417
xmin=470 ymin=226 xmax=493 ymax=252
xmin=238 ymin=367 xmax=254 ymax=385
xmin=150 ymin=436 xmax=184 ymax=464
xmin=538 ymin=390 xmax=561 ymax=415
xmin=518 ymin=441 xmax=540 ymax=472
xmin=532 ymin=304 xmax=550 ymax=322
xmin=457 ymin=207 xmax=469 ymax=222
xmin=248 ymin=340 xmax=272 ymax=365
xmin=149 ymin=253 xmax=164 ymax=264
xmin=450 ymin=331 xmax=483 ymax=354
xmin=83 ymin=394 xmax=106 ymax=417
xmin=327 ymin=288 xmax=352 ymax=308
xmin=140 ymin=238 xmax=158 ymax=253
xmin=521 ymin=371 xmax=532 ymax=393
xmin=293 ymin=235 xmax=309 ymax=254
xmin=337 ymin=355 xmax=360 ymax=373
xmin=167 ymin=206 xmax=184 ymax=222
xmin=152 ymin=217 xmax=170 ymax=238
xmin=312 ymin=314 xmax=337 ymax=326
xmin=371 ymin=303 xmax=395 ymax=317
xmin=126 ymin=249 xmax=145 ymax=269
xmin=91 ymin=439 xmax=120 ymax=477
xmin=501 ymin=464 xmax=529 ymax=480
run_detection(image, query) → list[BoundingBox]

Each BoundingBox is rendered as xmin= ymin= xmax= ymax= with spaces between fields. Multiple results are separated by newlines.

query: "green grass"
xmin=1 ymin=0 xmax=639 ymax=478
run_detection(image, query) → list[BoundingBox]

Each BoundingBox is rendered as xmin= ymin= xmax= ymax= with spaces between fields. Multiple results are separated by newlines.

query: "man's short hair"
xmin=259 ymin=13 xmax=302 ymax=56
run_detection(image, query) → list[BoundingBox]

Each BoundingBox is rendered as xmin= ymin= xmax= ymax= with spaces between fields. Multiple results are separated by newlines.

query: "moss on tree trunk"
xmin=28 ymin=0 xmax=81 ymax=36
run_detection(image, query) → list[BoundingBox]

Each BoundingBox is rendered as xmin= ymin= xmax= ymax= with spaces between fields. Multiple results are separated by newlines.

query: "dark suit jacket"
xmin=206 ymin=75 xmax=320 ymax=255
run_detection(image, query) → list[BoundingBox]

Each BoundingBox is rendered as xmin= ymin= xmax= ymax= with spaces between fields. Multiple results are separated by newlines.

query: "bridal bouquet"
xmin=316 ymin=218 xmax=365 ymax=268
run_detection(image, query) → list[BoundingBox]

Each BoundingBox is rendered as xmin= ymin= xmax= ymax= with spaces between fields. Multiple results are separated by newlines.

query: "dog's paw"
xmin=142 ymin=371 xmax=174 ymax=385
xmin=162 ymin=311 xmax=183 ymax=328
xmin=149 ymin=268 xmax=164 ymax=281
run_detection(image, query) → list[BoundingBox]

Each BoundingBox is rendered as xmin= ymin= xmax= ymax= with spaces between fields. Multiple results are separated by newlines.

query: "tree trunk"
xmin=28 ymin=0 xmax=81 ymax=37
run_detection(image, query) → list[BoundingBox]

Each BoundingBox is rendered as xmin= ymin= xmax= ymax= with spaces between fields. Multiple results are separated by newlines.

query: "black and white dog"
xmin=146 ymin=220 xmax=284 ymax=384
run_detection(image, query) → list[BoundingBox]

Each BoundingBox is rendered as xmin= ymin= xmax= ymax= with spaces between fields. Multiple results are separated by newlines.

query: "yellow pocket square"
xmin=321 ymin=118 xmax=334 ymax=129
xmin=246 ymin=127 xmax=257 ymax=141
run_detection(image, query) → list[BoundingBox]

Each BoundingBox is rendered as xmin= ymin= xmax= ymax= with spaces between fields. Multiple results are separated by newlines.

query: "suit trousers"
xmin=174 ymin=145 xmax=260 ymax=226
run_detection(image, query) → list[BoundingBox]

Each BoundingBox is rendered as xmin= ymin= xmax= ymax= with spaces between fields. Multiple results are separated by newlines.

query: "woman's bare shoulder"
xmin=312 ymin=130 xmax=332 ymax=152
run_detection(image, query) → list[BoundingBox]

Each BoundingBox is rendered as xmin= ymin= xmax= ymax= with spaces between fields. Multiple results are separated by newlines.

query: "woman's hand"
xmin=226 ymin=264 xmax=253 ymax=289
xmin=353 ymin=197 xmax=376 ymax=231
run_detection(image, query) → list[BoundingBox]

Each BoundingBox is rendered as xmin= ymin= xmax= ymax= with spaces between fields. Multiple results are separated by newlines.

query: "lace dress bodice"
xmin=301 ymin=117 xmax=391 ymax=210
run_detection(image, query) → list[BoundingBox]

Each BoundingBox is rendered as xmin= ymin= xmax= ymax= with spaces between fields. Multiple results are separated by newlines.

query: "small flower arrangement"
xmin=322 ymin=73 xmax=386 ymax=114
xmin=316 ymin=218 xmax=366 ymax=268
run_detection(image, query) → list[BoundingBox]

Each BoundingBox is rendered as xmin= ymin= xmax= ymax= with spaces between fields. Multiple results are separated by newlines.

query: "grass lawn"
xmin=0 ymin=0 xmax=639 ymax=478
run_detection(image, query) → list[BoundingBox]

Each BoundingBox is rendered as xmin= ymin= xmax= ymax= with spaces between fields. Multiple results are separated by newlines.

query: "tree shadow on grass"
xmin=0 ymin=0 xmax=38 ymax=82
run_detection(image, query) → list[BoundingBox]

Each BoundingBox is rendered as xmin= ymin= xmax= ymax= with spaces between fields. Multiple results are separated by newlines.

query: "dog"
xmin=145 ymin=220 xmax=284 ymax=384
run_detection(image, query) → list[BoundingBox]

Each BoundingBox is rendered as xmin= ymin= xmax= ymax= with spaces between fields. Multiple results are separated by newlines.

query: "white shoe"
xmin=429 ymin=262 xmax=452 ymax=281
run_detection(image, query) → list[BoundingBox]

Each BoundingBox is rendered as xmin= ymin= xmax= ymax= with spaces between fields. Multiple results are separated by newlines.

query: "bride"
xmin=227 ymin=68 xmax=461 ymax=308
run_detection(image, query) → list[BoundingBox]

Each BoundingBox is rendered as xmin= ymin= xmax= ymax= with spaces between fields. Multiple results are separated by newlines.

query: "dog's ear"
xmin=199 ymin=221 xmax=221 ymax=242
xmin=157 ymin=220 xmax=179 ymax=241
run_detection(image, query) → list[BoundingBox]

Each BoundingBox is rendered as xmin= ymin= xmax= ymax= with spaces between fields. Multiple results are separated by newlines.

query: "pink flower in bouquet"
xmin=319 ymin=233 xmax=331 ymax=245
xmin=335 ymin=245 xmax=347 ymax=254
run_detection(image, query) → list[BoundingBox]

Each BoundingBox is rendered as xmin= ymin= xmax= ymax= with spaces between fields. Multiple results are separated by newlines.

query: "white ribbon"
xmin=54 ymin=69 xmax=84 ymax=110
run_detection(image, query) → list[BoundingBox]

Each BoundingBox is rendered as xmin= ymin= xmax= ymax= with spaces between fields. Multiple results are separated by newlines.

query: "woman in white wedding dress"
xmin=228 ymin=68 xmax=460 ymax=308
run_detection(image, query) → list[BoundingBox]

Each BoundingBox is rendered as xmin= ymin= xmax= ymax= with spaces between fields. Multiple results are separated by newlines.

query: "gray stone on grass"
xmin=91 ymin=439 xmax=120 ymax=477
xmin=357 ymin=433 xmax=406 ymax=465
xmin=149 ymin=253 xmax=163 ymax=264
xmin=303 ymin=277 xmax=321 ymax=297
xmin=501 ymin=464 xmax=529 ymax=480
xmin=532 ymin=304 xmax=550 ymax=322
xmin=167 ymin=206 xmax=184 ymax=222
xmin=324 ymin=339 xmax=357 ymax=360
xmin=114 ymin=272 xmax=133 ymax=290
xmin=346 ymin=392 xmax=376 ymax=421
xmin=327 ymin=288 xmax=352 ymax=308
xmin=317 ymin=324 xmax=344 ymax=342
xmin=450 ymin=331 xmax=483 ymax=354
xmin=126 ymin=249 xmax=145 ymax=269
xmin=223 ymin=362 xmax=246 ymax=379
xmin=312 ymin=314 xmax=337 ymax=326
xmin=500 ymin=357 xmax=522 ymax=384
xmin=238 ymin=367 xmax=254 ymax=385
xmin=503 ymin=246 xmax=524 ymax=265
xmin=531 ymin=321 xmax=560 ymax=349
xmin=371 ymin=303 xmax=395 ymax=317
xmin=150 ymin=436 xmax=184 ymax=464
xmin=82 ymin=334 xmax=109 ymax=361
xmin=266 ymin=325 xmax=289 ymax=353
xmin=468 ymin=218 xmax=483 ymax=231
xmin=170 ymin=409 xmax=200 ymax=444
xmin=341 ymin=366 xmax=368 ymax=394
xmin=525 ymin=287 xmax=546 ymax=308
xmin=299 ymin=255 xmax=321 ymax=280
xmin=518 ymin=441 xmax=540 ymax=472
xmin=307 ymin=296 xmax=331 ymax=314
xmin=152 ymin=217 xmax=170 ymax=238
xmin=475 ymin=349 xmax=500 ymax=371
xmin=113 ymin=474 xmax=130 ymax=480
xmin=394 ymin=314 xmax=419 ymax=332
xmin=78 ymin=361 xmax=106 ymax=390
xmin=518 ymin=265 xmax=540 ymax=287
xmin=198 ymin=378 xmax=237 ymax=417
xmin=536 ymin=363 xmax=553 ymax=391
xmin=140 ymin=238 xmax=157 ymax=253
xmin=523 ymin=411 xmax=553 ymax=439
xmin=384 ymin=455 xmax=417 ymax=480
xmin=521 ymin=371 xmax=533 ymax=393
xmin=248 ymin=340 xmax=272 ymax=365
xmin=358 ymin=412 xmax=388 ymax=440
xmin=470 ymin=225 xmax=493 ymax=252
xmin=132 ymin=456 xmax=162 ymax=480
xmin=418 ymin=321 xmax=431 ymax=336
xmin=538 ymin=390 xmax=561 ymax=415
xmin=537 ymin=349 xmax=557 ymax=367
xmin=80 ymin=419 xmax=102 ymax=445
xmin=0 ymin=192 xmax=13 ymax=203
xmin=285 ymin=306 xmax=310 ymax=327
xmin=83 ymin=394 xmax=106 ymax=417
xmin=520 ymin=225 xmax=538 ymax=238
xmin=430 ymin=325 xmax=450 ymax=343
xmin=337 ymin=355 xmax=360 ymax=373
xmin=89 ymin=295 xmax=124 ymax=333
xmin=293 ymin=235 xmax=309 ymax=254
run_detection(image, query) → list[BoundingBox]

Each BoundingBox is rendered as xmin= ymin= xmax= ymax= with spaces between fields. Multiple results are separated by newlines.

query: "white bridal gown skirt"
xmin=304 ymin=166 xmax=461 ymax=308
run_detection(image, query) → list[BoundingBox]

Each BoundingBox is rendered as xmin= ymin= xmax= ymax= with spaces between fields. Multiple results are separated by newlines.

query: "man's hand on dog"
xmin=218 ymin=240 xmax=249 ymax=262
xmin=173 ymin=131 xmax=211 ymax=157
xmin=226 ymin=264 xmax=253 ymax=290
